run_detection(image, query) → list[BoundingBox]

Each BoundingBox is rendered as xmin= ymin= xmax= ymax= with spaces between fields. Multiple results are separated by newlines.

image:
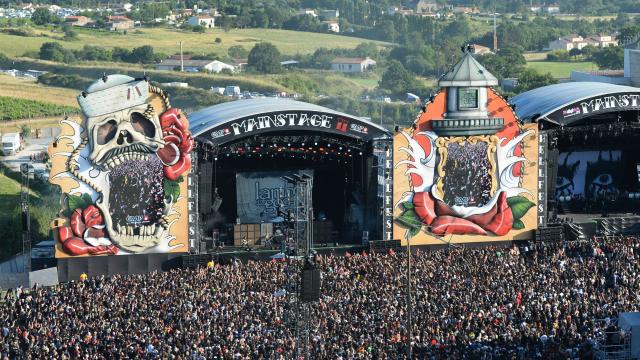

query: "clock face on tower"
xmin=458 ymin=88 xmax=478 ymax=109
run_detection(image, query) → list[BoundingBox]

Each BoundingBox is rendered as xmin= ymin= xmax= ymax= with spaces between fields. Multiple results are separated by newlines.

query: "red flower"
xmin=157 ymin=108 xmax=194 ymax=181
xmin=412 ymin=191 xmax=513 ymax=236
xmin=58 ymin=205 xmax=118 ymax=256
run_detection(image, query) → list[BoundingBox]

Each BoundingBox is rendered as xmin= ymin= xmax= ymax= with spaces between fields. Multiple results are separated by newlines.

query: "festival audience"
xmin=1 ymin=235 xmax=640 ymax=359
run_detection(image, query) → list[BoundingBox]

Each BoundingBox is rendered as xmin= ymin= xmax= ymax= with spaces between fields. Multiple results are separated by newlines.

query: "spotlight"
xmin=314 ymin=142 xmax=318 ymax=145
xmin=359 ymin=151 xmax=363 ymax=155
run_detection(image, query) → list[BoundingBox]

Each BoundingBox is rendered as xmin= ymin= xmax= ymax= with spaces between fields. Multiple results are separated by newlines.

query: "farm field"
xmin=0 ymin=75 xmax=80 ymax=108
xmin=0 ymin=27 xmax=391 ymax=58
xmin=526 ymin=61 xmax=598 ymax=78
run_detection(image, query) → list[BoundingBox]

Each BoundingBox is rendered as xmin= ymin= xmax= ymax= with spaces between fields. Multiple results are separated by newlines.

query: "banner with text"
xmin=236 ymin=170 xmax=313 ymax=223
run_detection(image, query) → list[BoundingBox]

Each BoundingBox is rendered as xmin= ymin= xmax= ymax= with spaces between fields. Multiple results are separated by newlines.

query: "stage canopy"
xmin=510 ymin=82 xmax=640 ymax=126
xmin=189 ymin=98 xmax=391 ymax=146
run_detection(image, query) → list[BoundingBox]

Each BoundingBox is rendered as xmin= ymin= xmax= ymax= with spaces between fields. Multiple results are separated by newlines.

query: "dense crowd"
xmin=108 ymin=155 xmax=165 ymax=227
xmin=441 ymin=142 xmax=492 ymax=207
xmin=2 ymin=235 xmax=640 ymax=359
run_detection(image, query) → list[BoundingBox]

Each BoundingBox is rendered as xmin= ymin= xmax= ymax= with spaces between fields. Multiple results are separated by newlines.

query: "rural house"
xmin=155 ymin=59 xmax=235 ymax=73
xmin=330 ymin=57 xmax=376 ymax=73
xmin=105 ymin=15 xmax=134 ymax=31
xmin=187 ymin=15 xmax=215 ymax=28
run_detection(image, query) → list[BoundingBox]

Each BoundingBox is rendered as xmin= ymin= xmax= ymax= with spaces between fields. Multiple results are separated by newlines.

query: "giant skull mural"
xmin=49 ymin=75 xmax=193 ymax=256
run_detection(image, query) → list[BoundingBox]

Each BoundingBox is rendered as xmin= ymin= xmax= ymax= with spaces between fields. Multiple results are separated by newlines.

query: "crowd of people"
xmin=2 ymin=235 xmax=640 ymax=359
xmin=440 ymin=142 xmax=492 ymax=208
xmin=108 ymin=155 xmax=165 ymax=228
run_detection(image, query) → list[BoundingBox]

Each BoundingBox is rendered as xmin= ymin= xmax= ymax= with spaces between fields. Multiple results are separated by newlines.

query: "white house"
xmin=323 ymin=20 xmax=339 ymax=33
xmin=155 ymin=59 xmax=235 ymax=73
xmin=330 ymin=57 xmax=376 ymax=73
xmin=187 ymin=15 xmax=215 ymax=28
xmin=548 ymin=34 xmax=618 ymax=51
xmin=548 ymin=35 xmax=588 ymax=51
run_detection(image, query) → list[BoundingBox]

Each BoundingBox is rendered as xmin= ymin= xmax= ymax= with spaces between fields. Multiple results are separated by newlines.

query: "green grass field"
xmin=0 ymin=27 xmax=390 ymax=58
xmin=526 ymin=61 xmax=598 ymax=78
xmin=0 ymin=95 xmax=78 ymax=120
xmin=0 ymin=75 xmax=80 ymax=108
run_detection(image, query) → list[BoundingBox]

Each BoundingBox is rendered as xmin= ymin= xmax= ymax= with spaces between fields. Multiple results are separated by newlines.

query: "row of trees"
xmin=38 ymin=43 xmax=163 ymax=64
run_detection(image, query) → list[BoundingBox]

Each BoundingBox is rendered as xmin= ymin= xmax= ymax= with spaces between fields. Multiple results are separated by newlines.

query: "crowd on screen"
xmin=108 ymin=155 xmax=165 ymax=226
xmin=441 ymin=142 xmax=493 ymax=207
xmin=2 ymin=235 xmax=640 ymax=359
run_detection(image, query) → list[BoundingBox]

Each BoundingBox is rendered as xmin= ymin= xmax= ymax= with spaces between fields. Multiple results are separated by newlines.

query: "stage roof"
xmin=510 ymin=82 xmax=640 ymax=126
xmin=188 ymin=98 xmax=392 ymax=145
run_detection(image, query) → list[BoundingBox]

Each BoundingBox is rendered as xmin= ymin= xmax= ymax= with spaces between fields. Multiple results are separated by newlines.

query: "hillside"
xmin=0 ymin=27 xmax=391 ymax=58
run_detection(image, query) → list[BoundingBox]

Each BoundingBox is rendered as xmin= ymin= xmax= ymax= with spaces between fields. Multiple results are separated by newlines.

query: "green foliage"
xmin=129 ymin=45 xmax=157 ymax=64
xmin=546 ymin=50 xmax=571 ymax=62
xmin=275 ymin=74 xmax=320 ymax=95
xmin=228 ymin=45 xmax=249 ymax=59
xmin=591 ymin=46 xmax=624 ymax=70
xmin=248 ymin=42 xmax=282 ymax=74
xmin=507 ymin=196 xmax=535 ymax=221
xmin=395 ymin=207 xmax=421 ymax=238
xmin=477 ymin=46 xmax=527 ymax=79
xmin=0 ymin=96 xmax=78 ymax=120
xmin=39 ymin=42 xmax=66 ymax=62
xmin=19 ymin=124 xmax=30 ymax=137
xmin=515 ymin=69 xmax=557 ymax=93
xmin=163 ymin=176 xmax=183 ymax=202
xmin=66 ymin=193 xmax=93 ymax=215
xmin=192 ymin=25 xmax=205 ymax=33
xmin=379 ymin=60 xmax=423 ymax=97
xmin=38 ymin=73 xmax=90 ymax=90
xmin=63 ymin=26 xmax=78 ymax=41
xmin=31 ymin=8 xmax=55 ymax=26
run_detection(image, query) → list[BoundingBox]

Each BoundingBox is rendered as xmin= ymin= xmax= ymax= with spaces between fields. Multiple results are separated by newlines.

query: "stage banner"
xmin=393 ymin=89 xmax=539 ymax=245
xmin=236 ymin=170 xmax=313 ymax=223
xmin=48 ymin=75 xmax=194 ymax=257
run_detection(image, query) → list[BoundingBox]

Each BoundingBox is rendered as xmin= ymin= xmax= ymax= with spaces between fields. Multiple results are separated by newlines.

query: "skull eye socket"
xmin=131 ymin=112 xmax=156 ymax=138
xmin=96 ymin=120 xmax=118 ymax=145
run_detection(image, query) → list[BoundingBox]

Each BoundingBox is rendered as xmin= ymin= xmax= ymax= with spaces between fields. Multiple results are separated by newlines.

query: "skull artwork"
xmin=87 ymin=104 xmax=164 ymax=170
xmin=50 ymin=74 xmax=194 ymax=256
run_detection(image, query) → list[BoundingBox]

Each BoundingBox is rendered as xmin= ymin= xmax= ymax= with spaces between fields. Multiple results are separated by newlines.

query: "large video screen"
xmin=236 ymin=170 xmax=313 ymax=223
xmin=49 ymin=77 xmax=194 ymax=257
xmin=556 ymin=150 xmax=623 ymax=200
xmin=393 ymin=90 xmax=539 ymax=245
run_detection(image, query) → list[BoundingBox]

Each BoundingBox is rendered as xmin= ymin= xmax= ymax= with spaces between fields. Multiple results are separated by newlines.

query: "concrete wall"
xmin=0 ymin=268 xmax=58 ymax=289
xmin=570 ymin=71 xmax=631 ymax=86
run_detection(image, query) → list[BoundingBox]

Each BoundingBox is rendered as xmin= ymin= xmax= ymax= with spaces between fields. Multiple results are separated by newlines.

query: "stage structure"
xmin=511 ymin=81 xmax=640 ymax=239
xmin=48 ymin=75 xmax=195 ymax=280
xmin=190 ymin=98 xmax=393 ymax=250
xmin=393 ymin=47 xmax=539 ymax=245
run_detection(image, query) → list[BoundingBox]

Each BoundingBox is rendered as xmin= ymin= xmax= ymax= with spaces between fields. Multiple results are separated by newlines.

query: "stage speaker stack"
xmin=300 ymin=265 xmax=321 ymax=303
xmin=535 ymin=226 xmax=565 ymax=242
xmin=313 ymin=221 xmax=332 ymax=245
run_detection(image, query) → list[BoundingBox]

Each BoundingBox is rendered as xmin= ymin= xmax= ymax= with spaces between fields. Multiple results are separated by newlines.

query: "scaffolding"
xmin=593 ymin=319 xmax=632 ymax=360
xmin=281 ymin=174 xmax=314 ymax=359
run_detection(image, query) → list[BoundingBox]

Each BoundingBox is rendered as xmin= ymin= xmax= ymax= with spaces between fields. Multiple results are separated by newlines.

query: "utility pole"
xmin=406 ymin=235 xmax=413 ymax=359
xmin=21 ymin=163 xmax=31 ymax=273
xmin=179 ymin=41 xmax=184 ymax=72
xmin=493 ymin=12 xmax=498 ymax=52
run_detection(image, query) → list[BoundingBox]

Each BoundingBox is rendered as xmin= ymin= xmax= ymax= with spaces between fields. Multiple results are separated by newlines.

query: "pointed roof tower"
xmin=439 ymin=46 xmax=498 ymax=87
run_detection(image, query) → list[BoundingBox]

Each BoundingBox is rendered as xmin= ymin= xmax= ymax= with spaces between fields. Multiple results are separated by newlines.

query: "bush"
xmin=39 ymin=42 xmax=66 ymax=62
xmin=546 ymin=50 xmax=571 ymax=61
xmin=192 ymin=25 xmax=205 ymax=33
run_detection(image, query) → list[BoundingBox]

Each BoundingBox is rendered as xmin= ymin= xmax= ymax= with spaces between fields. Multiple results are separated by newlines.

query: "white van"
xmin=2 ymin=133 xmax=22 ymax=155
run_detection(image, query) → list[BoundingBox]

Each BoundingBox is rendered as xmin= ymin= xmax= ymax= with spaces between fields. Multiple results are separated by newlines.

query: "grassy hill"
xmin=526 ymin=61 xmax=598 ymax=79
xmin=0 ymin=27 xmax=390 ymax=58
xmin=0 ymin=75 xmax=80 ymax=108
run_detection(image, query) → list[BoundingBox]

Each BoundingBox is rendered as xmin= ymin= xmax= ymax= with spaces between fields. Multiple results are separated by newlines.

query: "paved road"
xmin=0 ymin=137 xmax=54 ymax=177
